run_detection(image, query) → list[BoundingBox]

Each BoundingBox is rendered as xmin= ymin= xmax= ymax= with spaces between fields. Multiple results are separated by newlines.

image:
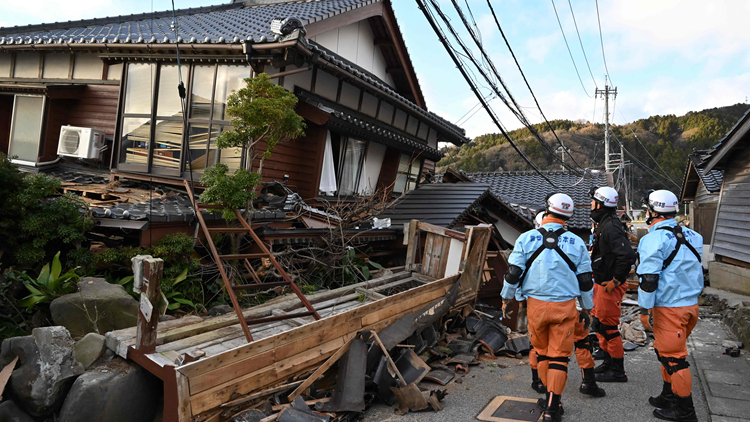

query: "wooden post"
xmin=135 ymin=256 xmax=164 ymax=353
xmin=404 ymin=220 xmax=419 ymax=272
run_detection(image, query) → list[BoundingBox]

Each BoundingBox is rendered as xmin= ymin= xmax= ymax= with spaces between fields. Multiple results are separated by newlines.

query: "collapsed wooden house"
xmin=104 ymin=220 xmax=490 ymax=421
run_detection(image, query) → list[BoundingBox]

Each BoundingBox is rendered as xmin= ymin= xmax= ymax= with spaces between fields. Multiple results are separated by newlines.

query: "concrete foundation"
xmin=709 ymin=261 xmax=750 ymax=295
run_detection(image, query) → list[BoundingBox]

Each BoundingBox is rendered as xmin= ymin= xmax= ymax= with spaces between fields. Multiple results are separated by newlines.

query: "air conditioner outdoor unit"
xmin=57 ymin=126 xmax=105 ymax=159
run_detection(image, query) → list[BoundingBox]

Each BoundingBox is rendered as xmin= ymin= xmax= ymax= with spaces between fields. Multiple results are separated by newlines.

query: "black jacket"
xmin=591 ymin=212 xmax=637 ymax=283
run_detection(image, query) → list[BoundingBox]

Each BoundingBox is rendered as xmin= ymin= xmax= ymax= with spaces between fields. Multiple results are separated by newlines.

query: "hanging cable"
xmin=610 ymin=131 xmax=681 ymax=190
xmin=566 ymin=0 xmax=598 ymax=89
xmin=444 ymin=0 xmax=583 ymax=173
xmin=550 ymin=0 xmax=592 ymax=97
xmin=416 ymin=0 xmax=562 ymax=187
xmin=595 ymin=0 xmax=613 ymax=85
xmin=170 ymin=0 xmax=197 ymax=212
xmin=484 ymin=0 xmax=584 ymax=170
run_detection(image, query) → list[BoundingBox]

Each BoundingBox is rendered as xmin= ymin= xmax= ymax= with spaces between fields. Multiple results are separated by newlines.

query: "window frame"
xmin=8 ymin=94 xmax=46 ymax=164
xmin=116 ymin=61 xmax=251 ymax=178
xmin=392 ymin=152 xmax=423 ymax=195
xmin=335 ymin=135 xmax=369 ymax=197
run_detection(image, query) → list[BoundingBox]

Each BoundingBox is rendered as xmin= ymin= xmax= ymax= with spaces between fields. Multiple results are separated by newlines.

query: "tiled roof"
xmin=383 ymin=183 xmax=492 ymax=229
xmin=689 ymin=152 xmax=723 ymax=193
xmin=0 ymin=1 xmax=375 ymax=44
xmin=465 ymin=170 xmax=610 ymax=230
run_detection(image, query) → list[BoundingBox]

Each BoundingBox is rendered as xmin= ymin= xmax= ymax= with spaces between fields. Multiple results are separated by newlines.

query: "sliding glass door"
xmin=8 ymin=95 xmax=45 ymax=163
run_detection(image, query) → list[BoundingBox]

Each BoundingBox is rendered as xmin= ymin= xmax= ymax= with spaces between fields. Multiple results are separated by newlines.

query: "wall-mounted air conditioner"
xmin=57 ymin=126 xmax=105 ymax=159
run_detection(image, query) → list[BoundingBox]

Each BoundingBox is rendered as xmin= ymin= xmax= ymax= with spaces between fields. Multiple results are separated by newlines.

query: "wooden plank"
xmin=0 ymin=357 xmax=18 ymax=400
xmin=404 ymin=219 xmax=419 ymax=271
xmin=187 ymin=317 xmax=363 ymax=394
xmin=176 ymin=275 xmax=455 ymax=379
xmin=106 ymin=316 xmax=205 ymax=358
xmin=361 ymin=284 xmax=451 ymax=327
xmin=416 ymin=221 xmax=466 ymax=241
xmin=422 ymin=233 xmax=435 ymax=278
xmin=136 ymin=258 xmax=163 ymax=353
xmin=156 ymin=321 xmax=287 ymax=354
xmin=190 ymin=334 xmax=355 ymax=415
xmin=287 ymin=335 xmax=357 ymax=402
xmin=176 ymin=371 xmax=192 ymax=422
xmin=220 ymin=381 xmax=304 ymax=408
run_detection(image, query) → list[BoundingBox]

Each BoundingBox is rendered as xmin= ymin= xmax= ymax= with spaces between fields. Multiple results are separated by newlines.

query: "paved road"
xmin=361 ymin=314 xmax=735 ymax=422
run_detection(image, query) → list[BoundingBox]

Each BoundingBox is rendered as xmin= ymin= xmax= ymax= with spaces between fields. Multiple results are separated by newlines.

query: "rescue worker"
xmin=588 ymin=186 xmax=638 ymax=383
xmin=638 ymin=189 xmax=703 ymax=422
xmin=528 ymin=209 xmax=605 ymax=398
xmin=502 ymin=193 xmax=594 ymax=422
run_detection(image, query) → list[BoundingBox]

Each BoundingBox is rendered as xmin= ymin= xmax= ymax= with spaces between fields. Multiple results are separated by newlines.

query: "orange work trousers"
xmin=527 ymin=297 xmax=578 ymax=395
xmin=653 ymin=305 xmax=699 ymax=397
xmin=530 ymin=314 xmax=593 ymax=371
xmin=593 ymin=283 xmax=627 ymax=358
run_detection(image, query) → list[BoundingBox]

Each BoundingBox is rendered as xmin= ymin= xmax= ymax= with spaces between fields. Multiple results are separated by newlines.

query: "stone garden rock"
xmin=0 ymin=327 xmax=84 ymax=417
xmin=73 ymin=333 xmax=106 ymax=369
xmin=0 ymin=400 xmax=35 ymax=422
xmin=50 ymin=277 xmax=138 ymax=338
xmin=58 ymin=357 xmax=160 ymax=422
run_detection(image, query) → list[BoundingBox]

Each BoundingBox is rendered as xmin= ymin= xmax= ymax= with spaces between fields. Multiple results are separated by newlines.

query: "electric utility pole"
xmin=595 ymin=83 xmax=617 ymax=172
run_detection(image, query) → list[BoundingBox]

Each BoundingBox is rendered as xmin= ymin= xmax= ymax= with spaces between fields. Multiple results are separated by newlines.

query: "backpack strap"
xmin=657 ymin=225 xmax=702 ymax=270
xmin=519 ymin=228 xmax=577 ymax=286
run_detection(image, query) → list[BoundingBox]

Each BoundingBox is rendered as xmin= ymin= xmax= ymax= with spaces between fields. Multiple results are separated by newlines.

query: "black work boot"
xmin=594 ymin=351 xmax=612 ymax=374
xmin=653 ymin=395 xmax=698 ymax=422
xmin=595 ymin=357 xmax=628 ymax=382
xmin=543 ymin=393 xmax=563 ymax=422
xmin=649 ymin=381 xmax=677 ymax=408
xmin=592 ymin=347 xmax=606 ymax=360
xmin=531 ymin=369 xmax=547 ymax=394
xmin=579 ymin=368 xmax=606 ymax=397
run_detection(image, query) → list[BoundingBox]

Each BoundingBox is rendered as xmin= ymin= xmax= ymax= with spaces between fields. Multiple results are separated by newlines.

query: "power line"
xmin=416 ymin=0 xmax=585 ymax=188
xmin=456 ymin=92 xmax=495 ymax=125
xmin=446 ymin=0 xmax=582 ymax=173
xmin=610 ymin=131 xmax=681 ymax=190
xmin=551 ymin=0 xmax=593 ymax=97
xmin=595 ymin=0 xmax=612 ymax=85
xmin=566 ymin=0 xmax=598 ymax=89
xmin=484 ymin=0 xmax=584 ymax=170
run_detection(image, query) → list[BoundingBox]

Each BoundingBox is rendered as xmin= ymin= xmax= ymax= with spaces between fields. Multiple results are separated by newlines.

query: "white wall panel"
xmin=427 ymin=128 xmax=438 ymax=149
xmin=417 ymin=122 xmax=429 ymax=140
xmin=107 ymin=63 xmax=123 ymax=81
xmin=360 ymin=142 xmax=387 ymax=194
xmin=340 ymin=82 xmax=360 ymax=110
xmin=42 ymin=53 xmax=71 ymax=79
xmin=72 ymin=53 xmax=103 ymax=79
xmin=0 ymin=55 xmax=11 ymax=77
xmin=406 ymin=115 xmax=418 ymax=135
xmin=316 ymin=29 xmax=339 ymax=52
xmin=356 ymin=21 xmax=375 ymax=73
xmin=314 ymin=69 xmax=339 ymax=101
xmin=393 ymin=109 xmax=407 ymax=130
xmin=283 ymin=65 xmax=312 ymax=92
xmin=14 ymin=52 xmax=40 ymax=78
xmin=360 ymin=92 xmax=378 ymax=117
xmin=337 ymin=23 xmax=359 ymax=63
xmin=372 ymin=46 xmax=387 ymax=81
xmin=378 ymin=101 xmax=394 ymax=123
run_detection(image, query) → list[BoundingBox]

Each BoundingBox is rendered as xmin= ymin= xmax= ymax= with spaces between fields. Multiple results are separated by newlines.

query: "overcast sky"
xmin=3 ymin=0 xmax=749 ymax=138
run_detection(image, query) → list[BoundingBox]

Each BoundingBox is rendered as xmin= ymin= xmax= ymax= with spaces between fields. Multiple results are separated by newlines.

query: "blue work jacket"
xmin=501 ymin=222 xmax=594 ymax=309
xmin=637 ymin=219 xmax=703 ymax=309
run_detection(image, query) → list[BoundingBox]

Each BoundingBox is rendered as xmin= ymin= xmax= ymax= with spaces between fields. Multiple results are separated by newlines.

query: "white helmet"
xmin=644 ymin=189 xmax=679 ymax=214
xmin=534 ymin=211 xmax=545 ymax=229
xmin=591 ymin=186 xmax=619 ymax=208
xmin=545 ymin=193 xmax=575 ymax=219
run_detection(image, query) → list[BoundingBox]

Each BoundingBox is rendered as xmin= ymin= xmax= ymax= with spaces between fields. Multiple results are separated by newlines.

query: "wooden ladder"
xmin=184 ymin=181 xmax=321 ymax=342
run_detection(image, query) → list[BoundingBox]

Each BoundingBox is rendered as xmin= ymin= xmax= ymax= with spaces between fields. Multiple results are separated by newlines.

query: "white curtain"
xmin=319 ymin=131 xmax=337 ymax=196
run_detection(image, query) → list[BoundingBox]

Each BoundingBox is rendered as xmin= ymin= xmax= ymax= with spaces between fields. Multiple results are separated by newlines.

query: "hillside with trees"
xmin=438 ymin=103 xmax=750 ymax=194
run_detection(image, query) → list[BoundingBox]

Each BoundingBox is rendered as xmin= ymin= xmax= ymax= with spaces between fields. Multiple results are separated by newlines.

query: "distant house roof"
xmin=464 ymin=170 xmax=611 ymax=230
xmin=698 ymin=107 xmax=750 ymax=172
xmin=680 ymin=151 xmax=723 ymax=202
xmin=383 ymin=183 xmax=492 ymax=229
